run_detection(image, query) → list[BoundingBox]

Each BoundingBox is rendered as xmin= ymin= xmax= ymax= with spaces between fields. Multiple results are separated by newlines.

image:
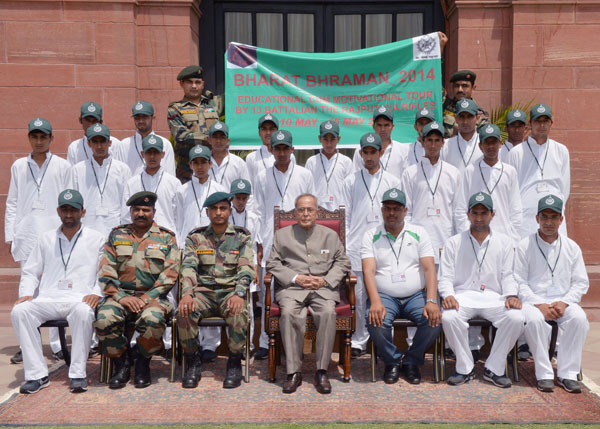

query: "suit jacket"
xmin=266 ymin=223 xmax=351 ymax=303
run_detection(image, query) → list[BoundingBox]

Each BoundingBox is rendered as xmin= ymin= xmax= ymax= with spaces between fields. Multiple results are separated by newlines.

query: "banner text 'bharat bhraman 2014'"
xmin=225 ymin=33 xmax=443 ymax=150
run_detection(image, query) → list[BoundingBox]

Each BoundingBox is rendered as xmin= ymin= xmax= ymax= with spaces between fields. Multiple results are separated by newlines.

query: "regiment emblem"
xmin=475 ymin=193 xmax=485 ymax=202
xmin=33 ymin=119 xmax=43 ymax=127
xmin=64 ymin=191 xmax=73 ymax=200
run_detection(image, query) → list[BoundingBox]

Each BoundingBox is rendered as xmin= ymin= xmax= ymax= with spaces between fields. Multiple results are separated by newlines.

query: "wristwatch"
xmin=236 ymin=290 xmax=246 ymax=299
xmin=426 ymin=298 xmax=437 ymax=304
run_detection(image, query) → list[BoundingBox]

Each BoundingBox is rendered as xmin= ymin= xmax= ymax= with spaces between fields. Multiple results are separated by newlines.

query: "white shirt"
xmin=122 ymin=168 xmax=182 ymax=233
xmin=438 ymin=230 xmax=518 ymax=306
xmin=113 ymin=132 xmax=176 ymax=177
xmin=230 ymin=207 xmax=261 ymax=273
xmin=245 ymin=145 xmax=296 ymax=187
xmin=508 ymin=137 xmax=570 ymax=237
xmin=352 ymin=140 xmax=409 ymax=179
xmin=500 ymin=141 xmax=518 ymax=163
xmin=342 ymin=168 xmax=402 ymax=270
xmin=443 ymin=132 xmax=482 ymax=172
xmin=69 ymin=156 xmax=131 ymax=238
xmin=454 ymin=159 xmax=522 ymax=243
xmin=209 ymin=153 xmax=250 ymax=190
xmin=5 ymin=153 xmax=71 ymax=261
xmin=401 ymin=158 xmax=460 ymax=263
xmin=19 ymin=226 xmax=104 ymax=302
xmin=514 ymin=232 xmax=588 ymax=306
xmin=67 ymin=135 xmax=122 ymax=166
xmin=254 ymin=163 xmax=315 ymax=264
xmin=176 ymin=177 xmax=226 ymax=246
xmin=305 ymin=151 xmax=353 ymax=211
xmin=361 ymin=223 xmax=433 ymax=298
xmin=407 ymin=140 xmax=426 ymax=167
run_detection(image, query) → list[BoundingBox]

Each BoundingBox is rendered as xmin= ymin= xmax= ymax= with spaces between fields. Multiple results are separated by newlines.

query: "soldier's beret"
xmin=28 ymin=117 xmax=52 ymax=135
xmin=450 ymin=70 xmax=476 ymax=84
xmin=203 ymin=192 xmax=233 ymax=208
xmin=177 ymin=65 xmax=203 ymax=81
xmin=127 ymin=191 xmax=157 ymax=207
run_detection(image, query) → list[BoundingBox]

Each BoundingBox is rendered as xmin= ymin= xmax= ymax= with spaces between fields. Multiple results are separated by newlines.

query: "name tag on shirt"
xmin=320 ymin=249 xmax=329 ymax=255
xmin=427 ymin=207 xmax=441 ymax=217
xmin=96 ymin=207 xmax=109 ymax=216
xmin=367 ymin=211 xmax=380 ymax=223
xmin=32 ymin=200 xmax=46 ymax=210
xmin=536 ymin=183 xmax=549 ymax=193
xmin=392 ymin=272 xmax=406 ymax=283
xmin=58 ymin=279 xmax=73 ymax=290
xmin=328 ymin=195 xmax=335 ymax=203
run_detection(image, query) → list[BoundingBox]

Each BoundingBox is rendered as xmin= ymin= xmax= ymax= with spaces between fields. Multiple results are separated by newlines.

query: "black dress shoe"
xmin=314 ymin=370 xmax=332 ymax=394
xmin=402 ymin=363 xmax=421 ymax=384
xmin=351 ymin=347 xmax=365 ymax=359
xmin=383 ymin=364 xmax=401 ymax=384
xmin=223 ymin=353 xmax=243 ymax=389
xmin=182 ymin=352 xmax=202 ymax=388
xmin=282 ymin=372 xmax=302 ymax=393
xmin=109 ymin=353 xmax=131 ymax=389
xmin=254 ymin=347 xmax=268 ymax=360
xmin=134 ymin=355 xmax=152 ymax=388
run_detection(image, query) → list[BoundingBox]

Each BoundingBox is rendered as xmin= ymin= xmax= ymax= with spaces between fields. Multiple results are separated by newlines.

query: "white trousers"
xmin=442 ymin=303 xmax=524 ymax=376
xmin=522 ymin=303 xmax=588 ymax=381
xmin=351 ymin=271 xmax=369 ymax=351
xmin=11 ymin=300 xmax=94 ymax=380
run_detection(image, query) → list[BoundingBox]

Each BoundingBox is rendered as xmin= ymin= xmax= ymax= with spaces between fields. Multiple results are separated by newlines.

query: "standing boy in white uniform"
xmin=442 ymin=99 xmax=482 ymax=171
xmin=407 ymin=108 xmax=435 ymax=167
xmin=500 ymin=108 xmax=527 ymax=163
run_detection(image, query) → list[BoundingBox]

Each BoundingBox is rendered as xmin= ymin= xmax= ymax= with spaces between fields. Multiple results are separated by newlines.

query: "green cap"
xmin=468 ymin=192 xmax=493 ymax=211
xmin=271 ymin=130 xmax=293 ymax=147
xmin=86 ymin=123 xmax=110 ymax=140
xmin=530 ymin=104 xmax=552 ymax=121
xmin=177 ymin=65 xmax=203 ymax=81
xmin=381 ymin=188 xmax=406 ymax=206
xmin=506 ymin=109 xmax=527 ymax=125
xmin=189 ymin=144 xmax=211 ymax=161
xmin=455 ymin=98 xmax=479 ymax=116
xmin=415 ymin=108 xmax=435 ymax=122
xmin=258 ymin=113 xmax=279 ymax=128
xmin=132 ymin=101 xmax=154 ymax=117
xmin=142 ymin=134 xmax=163 ymax=152
xmin=231 ymin=178 xmax=251 ymax=195
xmin=81 ymin=102 xmax=102 ymax=120
xmin=373 ymin=105 xmax=394 ymax=121
xmin=203 ymin=191 xmax=232 ymax=208
xmin=450 ymin=70 xmax=476 ymax=84
xmin=537 ymin=194 xmax=563 ymax=214
xmin=319 ymin=120 xmax=340 ymax=138
xmin=28 ymin=117 xmax=52 ymax=135
xmin=422 ymin=121 xmax=444 ymax=138
xmin=479 ymin=124 xmax=501 ymax=142
xmin=126 ymin=191 xmax=157 ymax=207
xmin=209 ymin=121 xmax=229 ymax=137
xmin=360 ymin=132 xmax=382 ymax=150
xmin=58 ymin=189 xmax=83 ymax=209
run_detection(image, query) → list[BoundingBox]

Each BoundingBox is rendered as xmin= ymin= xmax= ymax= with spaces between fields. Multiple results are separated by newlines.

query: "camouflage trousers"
xmin=94 ymin=297 xmax=173 ymax=358
xmin=177 ymin=288 xmax=248 ymax=355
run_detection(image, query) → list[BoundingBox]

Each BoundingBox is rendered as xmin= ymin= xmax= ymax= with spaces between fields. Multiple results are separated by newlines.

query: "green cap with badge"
xmin=450 ymin=70 xmax=476 ymax=84
xmin=360 ymin=132 xmax=382 ymax=150
xmin=177 ymin=65 xmax=203 ymax=81
xmin=142 ymin=134 xmax=163 ymax=152
xmin=127 ymin=191 xmax=157 ymax=207
xmin=422 ymin=121 xmax=444 ymax=138
xmin=468 ymin=192 xmax=494 ymax=211
xmin=538 ymin=194 xmax=563 ymax=214
xmin=231 ymin=178 xmax=251 ymax=195
xmin=530 ymin=104 xmax=553 ymax=121
xmin=455 ymin=98 xmax=479 ymax=116
xmin=373 ymin=105 xmax=394 ymax=121
xmin=28 ymin=117 xmax=52 ymax=135
xmin=86 ymin=123 xmax=110 ymax=140
xmin=189 ymin=144 xmax=211 ymax=161
xmin=479 ymin=124 xmax=501 ymax=142
xmin=271 ymin=129 xmax=293 ymax=147
xmin=258 ymin=113 xmax=279 ymax=129
xmin=132 ymin=101 xmax=154 ymax=117
xmin=381 ymin=188 xmax=406 ymax=206
xmin=319 ymin=120 xmax=339 ymax=138
xmin=415 ymin=108 xmax=435 ymax=122
xmin=209 ymin=121 xmax=229 ymax=137
xmin=203 ymin=191 xmax=233 ymax=208
xmin=507 ymin=109 xmax=527 ymax=125
xmin=81 ymin=102 xmax=102 ymax=120
xmin=58 ymin=189 xmax=84 ymax=210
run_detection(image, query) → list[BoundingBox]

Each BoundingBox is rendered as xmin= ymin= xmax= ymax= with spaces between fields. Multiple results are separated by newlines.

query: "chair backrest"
xmin=274 ymin=205 xmax=346 ymax=250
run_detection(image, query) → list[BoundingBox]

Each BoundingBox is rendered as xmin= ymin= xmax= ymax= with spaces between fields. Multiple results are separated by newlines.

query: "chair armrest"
xmin=264 ymin=272 xmax=273 ymax=308
xmin=346 ymin=274 xmax=357 ymax=307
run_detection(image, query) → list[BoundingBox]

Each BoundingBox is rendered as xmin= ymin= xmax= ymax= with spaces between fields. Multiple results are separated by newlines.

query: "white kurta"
xmin=454 ymin=159 xmax=523 ymax=243
xmin=352 ymin=140 xmax=409 ymax=179
xmin=67 ymin=136 xmax=122 ymax=166
xmin=305 ymin=151 xmax=353 ymax=211
xmin=245 ymin=145 xmax=296 ymax=186
xmin=70 ymin=157 xmax=131 ymax=238
xmin=499 ymin=141 xmax=518 ymax=163
xmin=401 ymin=158 xmax=460 ymax=264
xmin=122 ymin=168 xmax=182 ymax=234
xmin=209 ymin=153 xmax=250 ymax=190
xmin=508 ymin=137 xmax=570 ymax=237
xmin=114 ymin=132 xmax=176 ymax=177
xmin=406 ymin=140 xmax=426 ymax=167
xmin=5 ymin=153 xmax=71 ymax=262
xmin=443 ymin=132 xmax=482 ymax=172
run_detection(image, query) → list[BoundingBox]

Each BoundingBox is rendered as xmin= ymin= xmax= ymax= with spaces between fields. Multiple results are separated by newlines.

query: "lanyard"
xmin=457 ymin=133 xmax=479 ymax=167
xmin=81 ymin=137 xmax=90 ymax=160
xmin=469 ymin=235 xmax=490 ymax=274
xmin=59 ymin=229 xmax=83 ymax=274
xmin=27 ymin=154 xmax=53 ymax=196
xmin=526 ymin=140 xmax=550 ymax=179
xmin=413 ymin=141 xmax=420 ymax=164
xmin=211 ymin=157 xmax=230 ymax=185
xmin=385 ymin=231 xmax=406 ymax=267
xmin=360 ymin=169 xmax=384 ymax=209
xmin=232 ymin=209 xmax=247 ymax=228
xmin=420 ymin=160 xmax=443 ymax=202
xmin=134 ymin=134 xmax=145 ymax=164
xmin=90 ymin=159 xmax=113 ymax=202
xmin=535 ymin=234 xmax=562 ymax=278
xmin=273 ymin=164 xmax=294 ymax=206
xmin=381 ymin=143 xmax=393 ymax=170
xmin=190 ymin=178 xmax=212 ymax=217
xmin=259 ymin=146 xmax=268 ymax=169
xmin=319 ymin=151 xmax=339 ymax=192
xmin=140 ymin=170 xmax=164 ymax=193
xmin=478 ymin=160 xmax=504 ymax=195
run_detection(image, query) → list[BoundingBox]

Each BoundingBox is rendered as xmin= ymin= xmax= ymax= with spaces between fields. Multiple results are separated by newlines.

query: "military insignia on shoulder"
xmin=158 ymin=226 xmax=176 ymax=236
xmin=233 ymin=225 xmax=251 ymax=235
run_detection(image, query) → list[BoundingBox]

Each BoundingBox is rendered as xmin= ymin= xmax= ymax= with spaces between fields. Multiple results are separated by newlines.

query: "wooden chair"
xmin=264 ymin=205 xmax=356 ymax=382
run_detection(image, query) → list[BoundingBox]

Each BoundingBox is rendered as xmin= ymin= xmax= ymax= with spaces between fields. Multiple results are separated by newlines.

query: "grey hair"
xmin=294 ymin=193 xmax=318 ymax=208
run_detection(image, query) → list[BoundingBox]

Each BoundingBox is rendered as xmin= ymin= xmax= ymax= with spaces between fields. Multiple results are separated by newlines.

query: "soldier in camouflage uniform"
xmin=443 ymin=70 xmax=490 ymax=138
xmin=177 ymin=191 xmax=254 ymax=389
xmin=94 ymin=191 xmax=179 ymax=389
xmin=168 ymin=65 xmax=223 ymax=183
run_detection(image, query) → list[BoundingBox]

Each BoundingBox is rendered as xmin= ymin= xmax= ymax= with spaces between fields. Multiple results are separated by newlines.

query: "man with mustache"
xmin=442 ymin=70 xmax=489 ymax=138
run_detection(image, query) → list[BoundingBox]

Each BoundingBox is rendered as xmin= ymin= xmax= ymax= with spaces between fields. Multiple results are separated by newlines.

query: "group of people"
xmin=6 ymin=64 xmax=589 ymax=399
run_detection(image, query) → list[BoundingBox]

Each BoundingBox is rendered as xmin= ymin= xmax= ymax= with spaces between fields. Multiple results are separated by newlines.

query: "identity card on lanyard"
xmin=420 ymin=161 xmax=442 ymax=217
xmin=361 ymin=170 xmax=383 ymax=223
xmin=29 ymin=155 xmax=54 ymax=210
xmin=58 ymin=230 xmax=82 ymax=290
xmin=387 ymin=232 xmax=406 ymax=283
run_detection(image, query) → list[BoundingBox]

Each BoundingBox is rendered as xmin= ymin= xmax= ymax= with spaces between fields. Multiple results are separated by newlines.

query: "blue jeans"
xmin=367 ymin=290 xmax=441 ymax=366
